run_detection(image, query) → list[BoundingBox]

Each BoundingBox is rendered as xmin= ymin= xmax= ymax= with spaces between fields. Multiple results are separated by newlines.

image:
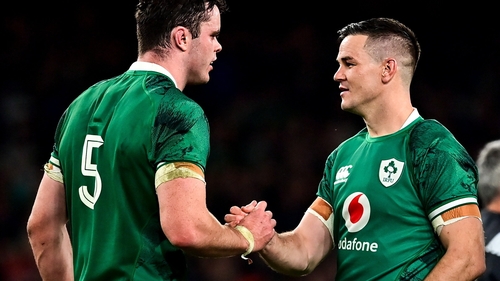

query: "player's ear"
xmin=381 ymin=58 xmax=396 ymax=83
xmin=173 ymin=27 xmax=189 ymax=50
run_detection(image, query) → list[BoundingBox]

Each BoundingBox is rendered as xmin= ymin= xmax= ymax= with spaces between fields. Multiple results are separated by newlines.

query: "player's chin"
xmin=201 ymin=68 xmax=211 ymax=81
xmin=340 ymin=100 xmax=349 ymax=111
xmin=202 ymin=74 xmax=211 ymax=84
xmin=192 ymin=73 xmax=211 ymax=85
xmin=340 ymin=101 xmax=357 ymax=113
xmin=192 ymin=79 xmax=210 ymax=86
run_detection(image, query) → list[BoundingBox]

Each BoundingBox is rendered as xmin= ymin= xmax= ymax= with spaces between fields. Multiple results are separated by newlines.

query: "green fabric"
xmin=51 ymin=67 xmax=209 ymax=280
xmin=317 ymin=117 xmax=478 ymax=280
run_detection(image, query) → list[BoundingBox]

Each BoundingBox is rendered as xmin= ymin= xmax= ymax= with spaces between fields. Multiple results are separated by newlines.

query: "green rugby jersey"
xmin=317 ymin=111 xmax=478 ymax=280
xmin=48 ymin=62 xmax=210 ymax=280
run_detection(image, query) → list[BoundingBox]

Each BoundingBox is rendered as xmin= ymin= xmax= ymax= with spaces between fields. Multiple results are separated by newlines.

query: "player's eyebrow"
xmin=212 ymin=29 xmax=221 ymax=37
xmin=338 ymin=55 xmax=354 ymax=64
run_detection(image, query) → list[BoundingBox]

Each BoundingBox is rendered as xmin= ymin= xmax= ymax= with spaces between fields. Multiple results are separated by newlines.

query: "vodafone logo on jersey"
xmin=342 ymin=192 xmax=371 ymax=232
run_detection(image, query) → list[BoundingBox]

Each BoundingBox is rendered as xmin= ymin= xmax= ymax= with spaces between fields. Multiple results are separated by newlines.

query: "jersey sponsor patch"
xmin=379 ymin=158 xmax=404 ymax=187
xmin=339 ymin=193 xmax=378 ymax=252
xmin=342 ymin=192 xmax=371 ymax=232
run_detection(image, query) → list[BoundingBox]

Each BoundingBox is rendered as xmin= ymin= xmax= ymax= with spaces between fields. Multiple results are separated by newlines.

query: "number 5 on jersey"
xmin=79 ymin=134 xmax=104 ymax=209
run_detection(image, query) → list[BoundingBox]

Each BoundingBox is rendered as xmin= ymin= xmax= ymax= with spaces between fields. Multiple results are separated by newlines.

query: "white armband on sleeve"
xmin=430 ymin=202 xmax=482 ymax=236
xmin=44 ymin=156 xmax=64 ymax=183
xmin=307 ymin=197 xmax=335 ymax=246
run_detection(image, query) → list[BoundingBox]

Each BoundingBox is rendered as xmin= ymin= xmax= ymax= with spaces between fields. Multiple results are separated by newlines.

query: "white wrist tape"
xmin=235 ymin=225 xmax=254 ymax=260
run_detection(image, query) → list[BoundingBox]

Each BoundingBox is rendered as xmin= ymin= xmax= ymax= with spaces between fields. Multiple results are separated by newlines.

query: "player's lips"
xmin=209 ymin=58 xmax=216 ymax=70
xmin=339 ymin=85 xmax=349 ymax=94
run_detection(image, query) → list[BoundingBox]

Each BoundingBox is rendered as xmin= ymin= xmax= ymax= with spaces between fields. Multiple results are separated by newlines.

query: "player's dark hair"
xmin=135 ymin=0 xmax=228 ymax=55
xmin=337 ymin=17 xmax=421 ymax=73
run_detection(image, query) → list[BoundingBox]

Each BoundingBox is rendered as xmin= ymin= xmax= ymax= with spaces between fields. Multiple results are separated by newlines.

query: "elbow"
xmin=27 ymin=218 xmax=49 ymax=254
xmin=301 ymin=266 xmax=316 ymax=276
xmin=470 ymin=246 xmax=487 ymax=279
xmin=471 ymin=257 xmax=486 ymax=279
xmin=162 ymin=224 xmax=202 ymax=249
xmin=274 ymin=264 xmax=314 ymax=277
xmin=285 ymin=261 xmax=316 ymax=277
xmin=26 ymin=215 xmax=42 ymax=243
xmin=167 ymin=232 xmax=198 ymax=249
xmin=292 ymin=261 xmax=316 ymax=276
xmin=26 ymin=214 xmax=64 ymax=246
xmin=460 ymin=250 xmax=486 ymax=280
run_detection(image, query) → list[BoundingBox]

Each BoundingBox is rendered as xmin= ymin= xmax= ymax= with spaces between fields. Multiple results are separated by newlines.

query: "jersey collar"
xmin=129 ymin=61 xmax=178 ymax=88
xmin=400 ymin=108 xmax=421 ymax=130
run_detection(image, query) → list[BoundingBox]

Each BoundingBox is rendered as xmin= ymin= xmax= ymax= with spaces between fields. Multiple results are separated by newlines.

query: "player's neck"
xmin=138 ymin=52 xmax=187 ymax=91
xmin=364 ymin=105 xmax=414 ymax=137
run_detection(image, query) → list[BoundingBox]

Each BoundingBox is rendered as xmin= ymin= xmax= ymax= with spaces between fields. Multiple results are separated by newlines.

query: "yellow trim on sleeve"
xmin=155 ymin=162 xmax=205 ymax=188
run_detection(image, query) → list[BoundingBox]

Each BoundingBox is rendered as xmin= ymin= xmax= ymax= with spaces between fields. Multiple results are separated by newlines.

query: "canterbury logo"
xmin=335 ymin=165 xmax=352 ymax=185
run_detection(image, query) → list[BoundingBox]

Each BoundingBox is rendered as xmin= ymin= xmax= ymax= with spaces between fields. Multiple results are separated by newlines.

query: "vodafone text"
xmin=338 ymin=237 xmax=378 ymax=252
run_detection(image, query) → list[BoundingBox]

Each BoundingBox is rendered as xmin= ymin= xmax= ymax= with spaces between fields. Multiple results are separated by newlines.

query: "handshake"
xmin=224 ymin=200 xmax=277 ymax=262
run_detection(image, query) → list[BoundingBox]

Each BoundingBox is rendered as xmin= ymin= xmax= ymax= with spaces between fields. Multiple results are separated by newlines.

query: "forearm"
xmin=258 ymin=212 xmax=333 ymax=276
xmin=31 ymin=226 xmax=73 ymax=281
xmin=259 ymin=231 xmax=313 ymax=276
xmin=159 ymin=179 xmax=275 ymax=258
xmin=178 ymin=213 xmax=250 ymax=258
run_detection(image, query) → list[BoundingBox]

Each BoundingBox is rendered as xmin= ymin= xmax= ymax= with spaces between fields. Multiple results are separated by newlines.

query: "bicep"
xmin=439 ymin=215 xmax=484 ymax=254
xmin=295 ymin=212 xmax=334 ymax=268
xmin=156 ymin=178 xmax=209 ymax=235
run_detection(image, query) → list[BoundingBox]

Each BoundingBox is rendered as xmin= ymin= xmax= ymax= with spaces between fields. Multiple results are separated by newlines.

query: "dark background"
xmin=1 ymin=1 xmax=499 ymax=280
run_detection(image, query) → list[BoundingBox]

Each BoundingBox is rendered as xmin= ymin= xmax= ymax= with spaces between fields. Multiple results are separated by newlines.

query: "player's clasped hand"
xmin=227 ymin=200 xmax=276 ymax=252
xmin=225 ymin=200 xmax=257 ymax=227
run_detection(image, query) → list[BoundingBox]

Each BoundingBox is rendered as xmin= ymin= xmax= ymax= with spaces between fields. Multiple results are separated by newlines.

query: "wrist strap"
xmin=235 ymin=225 xmax=254 ymax=263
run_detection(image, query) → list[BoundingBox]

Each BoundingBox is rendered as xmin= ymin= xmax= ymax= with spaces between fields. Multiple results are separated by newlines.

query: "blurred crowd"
xmin=1 ymin=2 xmax=499 ymax=280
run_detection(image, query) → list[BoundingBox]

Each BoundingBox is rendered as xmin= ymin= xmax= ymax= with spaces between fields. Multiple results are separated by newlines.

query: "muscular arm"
xmin=157 ymin=177 xmax=275 ymax=257
xmin=425 ymin=216 xmax=485 ymax=281
xmin=259 ymin=212 xmax=334 ymax=276
xmin=27 ymin=173 xmax=73 ymax=281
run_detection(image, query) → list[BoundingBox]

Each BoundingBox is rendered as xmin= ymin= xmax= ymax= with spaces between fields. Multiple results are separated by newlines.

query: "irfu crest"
xmin=379 ymin=158 xmax=404 ymax=187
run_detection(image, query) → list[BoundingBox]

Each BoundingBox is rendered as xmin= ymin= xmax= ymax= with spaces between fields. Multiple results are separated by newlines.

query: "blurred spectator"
xmin=476 ymin=140 xmax=500 ymax=281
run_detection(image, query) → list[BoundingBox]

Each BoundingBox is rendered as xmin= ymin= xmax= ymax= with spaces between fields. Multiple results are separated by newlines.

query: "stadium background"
xmin=1 ymin=1 xmax=498 ymax=280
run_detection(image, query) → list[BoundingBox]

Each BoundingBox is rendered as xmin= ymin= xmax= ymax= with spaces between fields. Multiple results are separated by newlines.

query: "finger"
xmin=224 ymin=213 xmax=245 ymax=223
xmin=224 ymin=221 xmax=239 ymax=228
xmin=229 ymin=206 xmax=245 ymax=215
xmin=265 ymin=210 xmax=273 ymax=218
xmin=254 ymin=200 xmax=268 ymax=211
xmin=224 ymin=214 xmax=235 ymax=223
xmin=244 ymin=200 xmax=257 ymax=207
xmin=241 ymin=200 xmax=257 ymax=213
